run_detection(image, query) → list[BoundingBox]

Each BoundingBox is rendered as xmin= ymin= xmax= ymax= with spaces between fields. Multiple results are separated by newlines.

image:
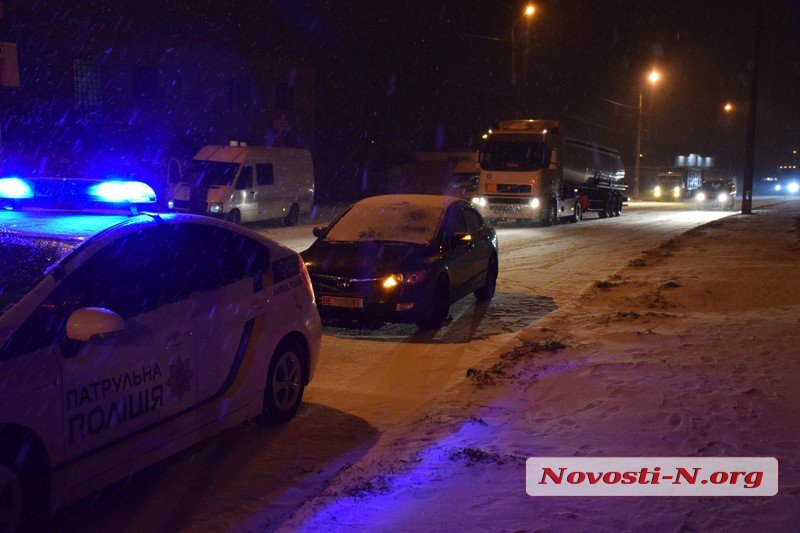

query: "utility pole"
xmin=741 ymin=1 xmax=762 ymax=215
xmin=633 ymin=91 xmax=643 ymax=198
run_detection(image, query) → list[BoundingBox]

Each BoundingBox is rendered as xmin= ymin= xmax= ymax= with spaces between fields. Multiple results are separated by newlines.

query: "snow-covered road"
xmin=52 ymin=201 xmax=770 ymax=531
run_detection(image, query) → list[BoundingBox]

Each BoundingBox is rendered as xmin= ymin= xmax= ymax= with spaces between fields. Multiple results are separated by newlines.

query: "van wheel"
xmin=0 ymin=438 xmax=48 ymax=533
xmin=226 ymin=209 xmax=241 ymax=225
xmin=284 ymin=204 xmax=299 ymax=227
xmin=260 ymin=339 xmax=306 ymax=424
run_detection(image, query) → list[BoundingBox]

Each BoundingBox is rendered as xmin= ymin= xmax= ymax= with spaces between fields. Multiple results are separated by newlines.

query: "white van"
xmin=167 ymin=145 xmax=315 ymax=225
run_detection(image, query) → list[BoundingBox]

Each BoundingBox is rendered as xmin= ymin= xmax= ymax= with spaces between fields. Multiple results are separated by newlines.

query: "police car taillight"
xmin=299 ymin=256 xmax=315 ymax=304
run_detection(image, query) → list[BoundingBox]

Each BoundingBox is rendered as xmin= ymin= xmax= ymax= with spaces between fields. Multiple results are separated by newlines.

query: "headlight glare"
xmin=695 ymin=192 xmax=706 ymax=202
xmin=653 ymin=185 xmax=661 ymax=197
xmin=788 ymin=182 xmax=800 ymax=194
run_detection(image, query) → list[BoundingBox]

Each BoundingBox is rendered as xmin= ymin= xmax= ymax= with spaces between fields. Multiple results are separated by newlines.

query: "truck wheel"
xmin=571 ymin=199 xmax=582 ymax=223
xmin=284 ymin=203 xmax=300 ymax=227
xmin=226 ymin=209 xmax=241 ymax=225
xmin=600 ymin=196 xmax=613 ymax=218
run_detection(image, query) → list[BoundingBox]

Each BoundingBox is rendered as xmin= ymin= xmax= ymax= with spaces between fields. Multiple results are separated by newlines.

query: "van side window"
xmin=236 ymin=166 xmax=253 ymax=190
xmin=256 ymin=163 xmax=275 ymax=185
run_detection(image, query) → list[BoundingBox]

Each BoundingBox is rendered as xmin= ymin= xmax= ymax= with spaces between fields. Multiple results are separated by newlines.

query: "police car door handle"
xmin=165 ymin=331 xmax=193 ymax=350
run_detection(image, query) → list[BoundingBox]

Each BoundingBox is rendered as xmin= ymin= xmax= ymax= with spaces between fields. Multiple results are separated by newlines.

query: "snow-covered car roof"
xmin=355 ymin=194 xmax=466 ymax=208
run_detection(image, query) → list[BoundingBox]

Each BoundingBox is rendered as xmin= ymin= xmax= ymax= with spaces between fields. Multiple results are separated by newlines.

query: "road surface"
xmin=53 ymin=201 xmax=763 ymax=531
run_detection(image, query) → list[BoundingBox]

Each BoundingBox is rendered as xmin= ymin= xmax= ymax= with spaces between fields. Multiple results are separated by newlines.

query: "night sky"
xmin=270 ymin=0 xmax=800 ymax=176
xmin=6 ymin=1 xmax=799 ymax=179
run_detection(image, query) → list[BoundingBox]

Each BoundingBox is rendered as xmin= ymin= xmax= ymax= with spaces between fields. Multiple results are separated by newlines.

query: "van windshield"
xmin=184 ymin=160 xmax=241 ymax=187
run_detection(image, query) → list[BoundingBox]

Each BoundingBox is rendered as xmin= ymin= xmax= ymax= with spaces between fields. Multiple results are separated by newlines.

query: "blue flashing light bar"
xmin=0 ymin=176 xmax=157 ymax=208
xmin=87 ymin=180 xmax=157 ymax=203
xmin=0 ymin=177 xmax=34 ymax=199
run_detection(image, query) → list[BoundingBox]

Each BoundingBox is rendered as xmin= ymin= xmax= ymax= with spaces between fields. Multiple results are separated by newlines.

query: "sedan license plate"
xmin=320 ymin=295 xmax=364 ymax=309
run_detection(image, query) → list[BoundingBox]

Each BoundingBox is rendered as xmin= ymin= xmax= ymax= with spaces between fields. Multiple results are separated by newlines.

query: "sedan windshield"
xmin=183 ymin=160 xmax=240 ymax=187
xmin=0 ymin=235 xmax=76 ymax=316
xmin=325 ymin=202 xmax=443 ymax=245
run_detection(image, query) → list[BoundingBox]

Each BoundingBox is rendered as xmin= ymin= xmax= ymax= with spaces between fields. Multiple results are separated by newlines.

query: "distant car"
xmin=0 ymin=204 xmax=321 ymax=530
xmin=694 ymin=178 xmax=736 ymax=210
xmin=301 ymin=194 xmax=499 ymax=330
xmin=650 ymin=175 xmax=684 ymax=201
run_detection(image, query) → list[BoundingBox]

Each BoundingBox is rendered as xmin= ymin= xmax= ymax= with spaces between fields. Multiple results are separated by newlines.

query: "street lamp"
xmin=724 ymin=102 xmax=734 ymax=113
xmin=510 ymin=4 xmax=536 ymax=88
xmin=633 ymin=68 xmax=661 ymax=198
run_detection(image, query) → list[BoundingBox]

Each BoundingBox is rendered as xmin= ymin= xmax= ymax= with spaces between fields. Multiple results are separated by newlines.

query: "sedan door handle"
xmin=165 ymin=331 xmax=193 ymax=350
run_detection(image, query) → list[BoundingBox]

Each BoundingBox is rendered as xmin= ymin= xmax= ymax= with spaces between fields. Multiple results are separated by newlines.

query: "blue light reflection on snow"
xmin=294 ymin=360 xmax=585 ymax=530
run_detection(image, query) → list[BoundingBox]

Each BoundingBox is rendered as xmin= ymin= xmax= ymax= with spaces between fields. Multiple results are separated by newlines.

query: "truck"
xmin=167 ymin=144 xmax=315 ymax=225
xmin=472 ymin=119 xmax=627 ymax=225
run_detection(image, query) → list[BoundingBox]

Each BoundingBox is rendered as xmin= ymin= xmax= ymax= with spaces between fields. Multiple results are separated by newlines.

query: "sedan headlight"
xmin=775 ymin=184 xmax=782 ymax=191
xmin=695 ymin=192 xmax=706 ymax=202
xmin=167 ymin=199 xmax=175 ymax=209
xmin=383 ymin=270 xmax=427 ymax=289
xmin=209 ymin=202 xmax=223 ymax=213
xmin=788 ymin=182 xmax=800 ymax=194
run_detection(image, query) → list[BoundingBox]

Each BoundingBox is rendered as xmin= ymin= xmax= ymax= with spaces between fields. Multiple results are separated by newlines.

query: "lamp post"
xmin=633 ymin=69 xmax=661 ymax=198
xmin=510 ymin=4 xmax=535 ymax=89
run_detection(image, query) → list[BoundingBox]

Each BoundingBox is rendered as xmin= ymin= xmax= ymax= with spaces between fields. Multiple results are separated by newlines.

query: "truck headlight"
xmin=209 ymin=203 xmax=223 ymax=213
xmin=788 ymin=182 xmax=799 ymax=194
xmin=653 ymin=185 xmax=661 ymax=197
xmin=775 ymin=184 xmax=782 ymax=191
xmin=471 ymin=197 xmax=487 ymax=207
xmin=717 ymin=193 xmax=728 ymax=203
xmin=695 ymin=192 xmax=706 ymax=202
xmin=530 ymin=197 xmax=540 ymax=209
xmin=673 ymin=187 xmax=681 ymax=198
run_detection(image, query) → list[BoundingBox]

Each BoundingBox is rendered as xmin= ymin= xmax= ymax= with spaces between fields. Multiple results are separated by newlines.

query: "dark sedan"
xmin=301 ymin=194 xmax=499 ymax=329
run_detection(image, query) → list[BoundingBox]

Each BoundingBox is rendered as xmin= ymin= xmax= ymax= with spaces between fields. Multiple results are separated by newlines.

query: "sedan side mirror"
xmin=312 ymin=225 xmax=327 ymax=237
xmin=67 ymin=307 xmax=125 ymax=342
xmin=451 ymin=232 xmax=472 ymax=248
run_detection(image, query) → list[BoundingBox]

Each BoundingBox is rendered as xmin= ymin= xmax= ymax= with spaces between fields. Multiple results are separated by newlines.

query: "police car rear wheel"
xmin=0 ymin=442 xmax=47 ymax=533
xmin=263 ymin=343 xmax=306 ymax=424
xmin=0 ymin=464 xmax=24 ymax=532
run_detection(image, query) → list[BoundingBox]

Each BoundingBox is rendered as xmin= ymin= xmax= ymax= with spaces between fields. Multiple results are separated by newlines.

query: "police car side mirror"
xmin=313 ymin=226 xmax=327 ymax=237
xmin=67 ymin=307 xmax=125 ymax=342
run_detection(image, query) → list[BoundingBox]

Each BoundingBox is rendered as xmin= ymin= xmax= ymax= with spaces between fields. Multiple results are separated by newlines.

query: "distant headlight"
xmin=530 ymin=197 xmax=540 ymax=209
xmin=653 ymin=185 xmax=662 ymax=197
xmin=775 ymin=184 xmax=782 ymax=191
xmin=209 ymin=203 xmax=223 ymax=213
xmin=788 ymin=182 xmax=800 ymax=194
xmin=673 ymin=186 xmax=681 ymax=198
xmin=718 ymin=193 xmax=728 ymax=203
xmin=471 ymin=197 xmax=487 ymax=207
xmin=695 ymin=192 xmax=706 ymax=202
xmin=167 ymin=199 xmax=175 ymax=209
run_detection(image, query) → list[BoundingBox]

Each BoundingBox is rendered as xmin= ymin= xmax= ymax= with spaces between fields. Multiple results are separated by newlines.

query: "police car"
xmin=0 ymin=177 xmax=321 ymax=530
